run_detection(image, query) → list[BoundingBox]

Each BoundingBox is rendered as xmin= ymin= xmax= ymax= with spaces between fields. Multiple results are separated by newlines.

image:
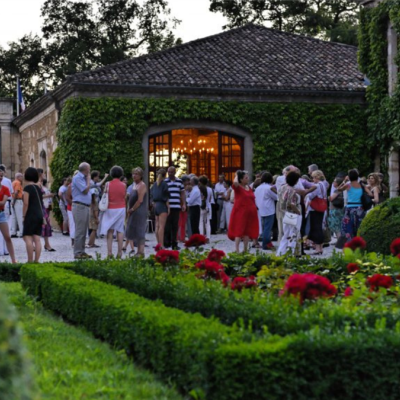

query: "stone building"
xmin=1 ymin=24 xmax=366 ymax=184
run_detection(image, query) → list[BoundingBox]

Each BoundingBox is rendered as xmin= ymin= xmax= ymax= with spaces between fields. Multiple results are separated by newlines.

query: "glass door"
xmin=218 ymin=133 xmax=244 ymax=182
xmin=148 ymin=132 xmax=171 ymax=184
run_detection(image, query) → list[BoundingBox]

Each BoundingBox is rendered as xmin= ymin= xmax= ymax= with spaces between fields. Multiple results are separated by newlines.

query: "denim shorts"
xmin=0 ymin=211 xmax=7 ymax=224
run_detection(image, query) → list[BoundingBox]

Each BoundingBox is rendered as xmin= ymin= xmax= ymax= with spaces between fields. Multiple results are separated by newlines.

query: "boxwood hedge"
xmin=20 ymin=263 xmax=400 ymax=400
xmin=0 ymin=284 xmax=34 ymax=400
xmin=358 ymin=198 xmax=400 ymax=254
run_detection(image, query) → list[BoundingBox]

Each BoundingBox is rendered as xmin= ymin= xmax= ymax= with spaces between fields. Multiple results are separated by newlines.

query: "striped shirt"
xmin=165 ymin=177 xmax=184 ymax=209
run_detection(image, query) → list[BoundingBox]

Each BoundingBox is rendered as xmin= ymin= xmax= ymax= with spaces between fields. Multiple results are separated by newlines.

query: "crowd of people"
xmin=0 ymin=161 xmax=387 ymax=263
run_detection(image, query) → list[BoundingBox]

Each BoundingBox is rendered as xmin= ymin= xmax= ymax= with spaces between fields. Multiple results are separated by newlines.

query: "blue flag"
xmin=17 ymin=78 xmax=25 ymax=112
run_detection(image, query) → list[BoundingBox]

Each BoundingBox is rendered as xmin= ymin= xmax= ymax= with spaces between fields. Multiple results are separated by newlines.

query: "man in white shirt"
xmin=0 ymin=165 xmax=13 ymax=255
xmin=255 ymin=172 xmax=278 ymax=250
xmin=214 ymin=174 xmax=226 ymax=232
xmin=187 ymin=176 xmax=201 ymax=235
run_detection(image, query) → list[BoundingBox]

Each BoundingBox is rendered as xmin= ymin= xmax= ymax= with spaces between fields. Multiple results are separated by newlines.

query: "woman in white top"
xmin=222 ymin=180 xmax=233 ymax=230
xmin=255 ymin=172 xmax=278 ymax=250
xmin=199 ymin=176 xmax=212 ymax=242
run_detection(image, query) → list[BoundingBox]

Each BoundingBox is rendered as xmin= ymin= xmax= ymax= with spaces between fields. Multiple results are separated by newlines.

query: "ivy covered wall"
xmin=50 ymin=97 xmax=370 ymax=190
xmin=358 ymin=0 xmax=400 ymax=152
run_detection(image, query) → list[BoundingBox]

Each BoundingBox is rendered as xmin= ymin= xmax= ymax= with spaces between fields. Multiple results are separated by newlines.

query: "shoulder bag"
xmin=99 ymin=182 xmax=109 ymax=212
xmin=310 ymin=183 xmax=328 ymax=212
xmin=360 ymin=183 xmax=373 ymax=211
xmin=283 ymin=211 xmax=298 ymax=226
xmin=32 ymin=185 xmax=47 ymax=226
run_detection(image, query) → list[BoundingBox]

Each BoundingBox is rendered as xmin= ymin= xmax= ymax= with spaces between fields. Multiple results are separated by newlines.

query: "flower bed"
xmin=20 ymin=263 xmax=400 ymax=400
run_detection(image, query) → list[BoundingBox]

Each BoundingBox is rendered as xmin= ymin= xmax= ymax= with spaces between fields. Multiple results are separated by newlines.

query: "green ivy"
xmin=51 ymin=97 xmax=370 ymax=188
xmin=358 ymin=0 xmax=400 ymax=154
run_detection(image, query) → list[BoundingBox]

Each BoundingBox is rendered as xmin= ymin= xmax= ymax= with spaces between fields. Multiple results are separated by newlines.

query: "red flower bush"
xmin=155 ymin=249 xmax=179 ymax=265
xmin=231 ymin=276 xmax=258 ymax=291
xmin=207 ymin=249 xmax=226 ymax=262
xmin=185 ymin=234 xmax=207 ymax=248
xmin=390 ymin=238 xmax=400 ymax=256
xmin=344 ymin=287 xmax=353 ymax=297
xmin=195 ymin=259 xmax=225 ymax=278
xmin=216 ymin=270 xmax=231 ymax=287
xmin=280 ymin=273 xmax=337 ymax=303
xmin=347 ymin=263 xmax=360 ymax=274
xmin=344 ymin=236 xmax=367 ymax=251
xmin=367 ymin=274 xmax=393 ymax=292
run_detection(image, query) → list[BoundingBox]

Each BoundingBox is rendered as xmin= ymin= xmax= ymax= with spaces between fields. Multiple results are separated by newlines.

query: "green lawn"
xmin=1 ymin=282 xmax=183 ymax=400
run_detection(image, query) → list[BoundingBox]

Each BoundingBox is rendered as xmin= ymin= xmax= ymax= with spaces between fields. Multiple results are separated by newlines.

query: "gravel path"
xmin=5 ymin=231 xmax=337 ymax=263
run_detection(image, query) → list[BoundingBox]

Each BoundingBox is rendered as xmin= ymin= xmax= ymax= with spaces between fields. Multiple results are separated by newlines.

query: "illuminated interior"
xmin=149 ymin=128 xmax=243 ymax=184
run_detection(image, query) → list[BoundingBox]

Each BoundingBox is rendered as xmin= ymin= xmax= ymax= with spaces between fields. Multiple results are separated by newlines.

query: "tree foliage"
xmin=209 ymin=0 xmax=360 ymax=45
xmin=0 ymin=0 xmax=180 ymax=106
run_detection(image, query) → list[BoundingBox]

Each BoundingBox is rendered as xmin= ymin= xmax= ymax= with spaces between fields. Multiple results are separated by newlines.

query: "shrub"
xmin=0 ymin=284 xmax=35 ymax=400
xmin=57 ymin=260 xmax=400 ymax=336
xmin=358 ymin=198 xmax=400 ymax=254
xmin=20 ymin=264 xmax=246 ymax=396
xmin=211 ymin=330 xmax=400 ymax=400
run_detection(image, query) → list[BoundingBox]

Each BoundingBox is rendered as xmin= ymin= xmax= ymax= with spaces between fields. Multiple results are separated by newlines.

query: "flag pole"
xmin=16 ymin=75 xmax=20 ymax=116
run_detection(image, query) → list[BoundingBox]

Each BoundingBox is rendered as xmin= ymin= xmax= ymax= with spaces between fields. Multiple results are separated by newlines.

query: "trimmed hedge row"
xmin=0 ymin=284 xmax=35 ymax=400
xmin=59 ymin=260 xmax=400 ymax=336
xmin=20 ymin=264 xmax=248 ymax=396
xmin=20 ymin=263 xmax=400 ymax=400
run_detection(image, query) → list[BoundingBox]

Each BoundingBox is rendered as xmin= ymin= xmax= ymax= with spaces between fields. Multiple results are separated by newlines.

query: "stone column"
xmin=0 ymin=98 xmax=16 ymax=177
xmin=389 ymin=145 xmax=400 ymax=198
xmin=387 ymin=22 xmax=399 ymax=197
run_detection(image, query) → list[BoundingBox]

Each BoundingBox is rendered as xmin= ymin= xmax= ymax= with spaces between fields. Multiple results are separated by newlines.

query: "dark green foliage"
xmin=358 ymin=197 xmax=400 ymax=254
xmin=20 ymin=264 xmax=246 ymax=395
xmin=212 ymin=331 xmax=400 ymax=400
xmin=0 ymin=285 xmax=34 ymax=400
xmin=50 ymin=97 xmax=370 ymax=215
xmin=0 ymin=262 xmax=22 ymax=282
xmin=358 ymin=1 xmax=400 ymax=157
xmin=209 ymin=0 xmax=360 ymax=45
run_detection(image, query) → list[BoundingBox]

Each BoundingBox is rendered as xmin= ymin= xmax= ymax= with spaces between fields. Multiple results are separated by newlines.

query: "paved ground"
xmin=4 ymin=230 xmax=338 ymax=263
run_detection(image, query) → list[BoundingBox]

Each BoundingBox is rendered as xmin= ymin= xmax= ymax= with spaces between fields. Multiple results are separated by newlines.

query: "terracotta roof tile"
xmin=70 ymin=24 xmax=365 ymax=93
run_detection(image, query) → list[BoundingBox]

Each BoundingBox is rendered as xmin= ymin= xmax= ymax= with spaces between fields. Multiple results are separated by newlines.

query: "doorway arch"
xmin=143 ymin=121 xmax=253 ymax=184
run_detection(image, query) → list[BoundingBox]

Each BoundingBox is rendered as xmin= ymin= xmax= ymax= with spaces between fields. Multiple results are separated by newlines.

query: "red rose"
xmin=346 ymin=263 xmax=360 ymax=274
xmin=216 ymin=270 xmax=231 ymax=287
xmin=154 ymin=243 xmax=162 ymax=252
xmin=281 ymin=273 xmax=337 ymax=303
xmin=155 ymin=249 xmax=179 ymax=265
xmin=231 ymin=276 xmax=258 ymax=291
xmin=390 ymin=238 xmax=400 ymax=256
xmin=185 ymin=234 xmax=207 ymax=248
xmin=344 ymin=236 xmax=367 ymax=251
xmin=344 ymin=287 xmax=353 ymax=297
xmin=231 ymin=277 xmax=247 ymax=291
xmin=207 ymin=249 xmax=226 ymax=262
xmin=195 ymin=259 xmax=225 ymax=280
xmin=367 ymin=274 xmax=393 ymax=291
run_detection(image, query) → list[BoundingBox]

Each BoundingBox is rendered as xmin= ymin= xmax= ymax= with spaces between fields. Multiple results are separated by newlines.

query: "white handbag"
xmin=283 ymin=211 xmax=298 ymax=226
xmin=98 ymin=182 xmax=109 ymax=212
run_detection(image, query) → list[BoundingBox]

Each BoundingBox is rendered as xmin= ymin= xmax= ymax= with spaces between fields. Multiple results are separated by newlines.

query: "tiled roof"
xmin=69 ymin=24 xmax=365 ymax=93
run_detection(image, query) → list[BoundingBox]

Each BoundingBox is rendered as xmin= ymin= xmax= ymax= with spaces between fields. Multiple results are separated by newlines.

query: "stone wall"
xmin=0 ymin=98 xmax=20 ymax=178
xmin=18 ymin=104 xmax=58 ymax=184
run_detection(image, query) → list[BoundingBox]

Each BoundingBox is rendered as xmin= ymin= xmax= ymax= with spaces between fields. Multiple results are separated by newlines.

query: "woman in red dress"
xmin=228 ymin=170 xmax=259 ymax=252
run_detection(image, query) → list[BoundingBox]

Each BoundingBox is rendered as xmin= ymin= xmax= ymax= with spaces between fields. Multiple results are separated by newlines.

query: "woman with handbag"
xmin=328 ymin=177 xmax=345 ymax=243
xmin=337 ymin=169 xmax=370 ymax=246
xmin=306 ymin=170 xmax=328 ymax=255
xmin=22 ymin=167 xmax=43 ymax=263
xmin=276 ymin=171 xmax=302 ymax=256
xmin=100 ymin=166 xmax=126 ymax=258
xmin=150 ymin=168 xmax=170 ymax=249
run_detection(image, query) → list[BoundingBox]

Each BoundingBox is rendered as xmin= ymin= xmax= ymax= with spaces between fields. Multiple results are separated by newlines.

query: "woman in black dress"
xmin=150 ymin=168 xmax=169 ymax=249
xmin=23 ymin=167 xmax=44 ymax=262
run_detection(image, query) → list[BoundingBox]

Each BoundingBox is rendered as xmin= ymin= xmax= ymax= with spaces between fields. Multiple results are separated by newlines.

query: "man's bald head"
xmin=79 ymin=162 xmax=91 ymax=175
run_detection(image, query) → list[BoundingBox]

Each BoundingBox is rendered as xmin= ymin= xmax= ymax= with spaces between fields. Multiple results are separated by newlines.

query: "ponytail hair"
xmin=157 ymin=168 xmax=166 ymax=184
